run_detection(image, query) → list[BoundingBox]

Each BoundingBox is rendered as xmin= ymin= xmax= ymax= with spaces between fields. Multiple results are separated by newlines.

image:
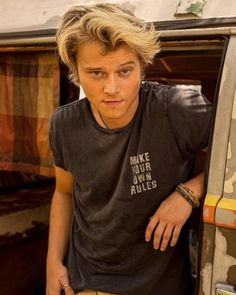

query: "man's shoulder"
xmin=141 ymin=81 xmax=170 ymax=108
xmin=142 ymin=82 xmax=206 ymax=106
xmin=167 ymin=85 xmax=208 ymax=110
xmin=142 ymin=81 xmax=169 ymax=94
xmin=142 ymin=81 xmax=200 ymax=96
xmin=51 ymin=98 xmax=87 ymax=123
xmin=141 ymin=81 xmax=175 ymax=103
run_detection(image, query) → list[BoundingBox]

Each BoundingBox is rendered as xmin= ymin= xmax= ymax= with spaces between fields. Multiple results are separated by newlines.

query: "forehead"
xmin=77 ymin=41 xmax=140 ymax=67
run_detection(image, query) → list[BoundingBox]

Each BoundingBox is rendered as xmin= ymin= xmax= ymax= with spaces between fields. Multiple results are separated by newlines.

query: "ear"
xmin=139 ymin=59 xmax=146 ymax=80
xmin=141 ymin=70 xmax=146 ymax=80
xmin=70 ymin=69 xmax=80 ymax=87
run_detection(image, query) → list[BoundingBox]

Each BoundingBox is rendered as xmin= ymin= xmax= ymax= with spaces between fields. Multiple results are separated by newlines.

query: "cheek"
xmin=79 ymin=77 xmax=97 ymax=95
xmin=127 ymin=76 xmax=141 ymax=93
xmin=79 ymin=81 xmax=103 ymax=105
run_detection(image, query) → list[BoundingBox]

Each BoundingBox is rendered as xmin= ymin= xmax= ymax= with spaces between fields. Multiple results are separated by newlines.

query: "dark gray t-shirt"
xmin=49 ymin=82 xmax=212 ymax=295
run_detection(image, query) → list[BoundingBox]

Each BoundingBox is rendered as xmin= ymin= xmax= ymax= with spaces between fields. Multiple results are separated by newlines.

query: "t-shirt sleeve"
xmin=167 ymin=86 xmax=213 ymax=156
xmin=49 ymin=110 xmax=67 ymax=170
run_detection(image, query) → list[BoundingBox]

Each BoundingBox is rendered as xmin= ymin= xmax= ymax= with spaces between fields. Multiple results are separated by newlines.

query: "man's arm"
xmin=145 ymin=172 xmax=205 ymax=251
xmin=46 ymin=166 xmax=75 ymax=295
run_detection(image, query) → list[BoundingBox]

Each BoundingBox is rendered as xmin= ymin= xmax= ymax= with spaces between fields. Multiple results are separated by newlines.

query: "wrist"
xmin=175 ymin=183 xmax=200 ymax=208
xmin=46 ymin=252 xmax=65 ymax=268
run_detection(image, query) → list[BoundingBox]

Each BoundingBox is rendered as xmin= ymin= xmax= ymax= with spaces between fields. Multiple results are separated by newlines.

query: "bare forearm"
xmin=46 ymin=167 xmax=74 ymax=295
xmin=183 ymin=172 xmax=204 ymax=200
xmin=145 ymin=172 xmax=206 ymax=251
xmin=47 ymin=191 xmax=73 ymax=264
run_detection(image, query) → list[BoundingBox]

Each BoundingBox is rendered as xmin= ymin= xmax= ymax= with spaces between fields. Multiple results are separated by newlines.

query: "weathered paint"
xmin=210 ymin=77 xmax=236 ymax=292
xmin=203 ymin=195 xmax=236 ymax=229
xmin=224 ymin=170 xmax=236 ymax=194
xmin=200 ymin=36 xmax=236 ymax=295
xmin=199 ymin=223 xmax=215 ymax=295
xmin=176 ymin=0 xmax=206 ymax=17
xmin=224 ymin=179 xmax=236 ymax=195
xmin=201 ymin=227 xmax=236 ymax=295
xmin=202 ymin=262 xmax=213 ymax=295
xmin=211 ymin=228 xmax=236 ymax=294
xmin=215 ymin=200 xmax=236 ymax=229
xmin=1 ymin=0 xmax=236 ymax=33
xmin=215 ymin=207 xmax=236 ymax=229
xmin=214 ymin=88 xmax=236 ymax=227
xmin=224 ymin=90 xmax=236 ymax=198
xmin=203 ymin=194 xmax=221 ymax=224
xmin=205 ymin=37 xmax=236 ymax=199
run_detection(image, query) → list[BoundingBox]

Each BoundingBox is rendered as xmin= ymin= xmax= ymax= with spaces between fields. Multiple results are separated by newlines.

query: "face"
xmin=76 ymin=41 xmax=142 ymax=129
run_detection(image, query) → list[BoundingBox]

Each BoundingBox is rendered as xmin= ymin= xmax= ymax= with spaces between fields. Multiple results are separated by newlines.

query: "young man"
xmin=46 ymin=4 xmax=212 ymax=295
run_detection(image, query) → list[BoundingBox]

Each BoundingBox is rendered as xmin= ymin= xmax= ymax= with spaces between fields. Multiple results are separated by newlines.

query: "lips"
xmin=102 ymin=100 xmax=124 ymax=106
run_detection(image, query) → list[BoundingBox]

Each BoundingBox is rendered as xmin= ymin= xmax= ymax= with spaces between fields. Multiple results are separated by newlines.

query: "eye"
xmin=90 ymin=71 xmax=104 ymax=78
xmin=120 ymin=68 xmax=133 ymax=76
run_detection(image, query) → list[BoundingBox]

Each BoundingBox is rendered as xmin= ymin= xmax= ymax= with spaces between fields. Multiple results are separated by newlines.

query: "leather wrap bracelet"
xmin=175 ymin=183 xmax=200 ymax=208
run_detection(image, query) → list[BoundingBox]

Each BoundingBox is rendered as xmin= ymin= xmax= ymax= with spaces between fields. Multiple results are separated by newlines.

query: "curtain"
xmin=0 ymin=52 xmax=59 ymax=176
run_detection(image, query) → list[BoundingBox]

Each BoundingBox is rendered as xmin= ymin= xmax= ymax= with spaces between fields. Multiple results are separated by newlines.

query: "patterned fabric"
xmin=0 ymin=52 xmax=59 ymax=176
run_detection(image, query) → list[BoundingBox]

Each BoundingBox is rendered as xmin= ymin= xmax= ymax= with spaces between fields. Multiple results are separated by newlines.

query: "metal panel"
xmin=200 ymin=36 xmax=236 ymax=295
xmin=1 ymin=0 xmax=236 ymax=33
xmin=211 ymin=66 xmax=236 ymax=295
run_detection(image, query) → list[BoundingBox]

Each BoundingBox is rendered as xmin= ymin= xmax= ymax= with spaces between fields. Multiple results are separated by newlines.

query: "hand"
xmin=145 ymin=192 xmax=193 ymax=251
xmin=46 ymin=262 xmax=74 ymax=295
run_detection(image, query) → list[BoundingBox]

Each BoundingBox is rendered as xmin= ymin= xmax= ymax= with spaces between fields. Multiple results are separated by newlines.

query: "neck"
xmin=98 ymin=111 xmax=110 ymax=129
xmin=91 ymin=98 xmax=139 ymax=129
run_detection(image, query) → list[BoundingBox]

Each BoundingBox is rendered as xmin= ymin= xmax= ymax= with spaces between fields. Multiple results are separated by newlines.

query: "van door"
xmin=199 ymin=35 xmax=236 ymax=295
xmin=145 ymin=31 xmax=232 ymax=294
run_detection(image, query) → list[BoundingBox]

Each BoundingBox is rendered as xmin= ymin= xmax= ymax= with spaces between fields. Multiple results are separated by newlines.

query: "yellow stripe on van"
xmin=203 ymin=194 xmax=236 ymax=228
xmin=217 ymin=197 xmax=236 ymax=210
xmin=216 ymin=197 xmax=236 ymax=229
xmin=204 ymin=194 xmax=221 ymax=207
xmin=203 ymin=194 xmax=220 ymax=224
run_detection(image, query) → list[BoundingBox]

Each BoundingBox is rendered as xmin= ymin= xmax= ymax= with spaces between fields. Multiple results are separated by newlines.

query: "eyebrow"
xmin=119 ymin=61 xmax=136 ymax=67
xmin=84 ymin=61 xmax=136 ymax=71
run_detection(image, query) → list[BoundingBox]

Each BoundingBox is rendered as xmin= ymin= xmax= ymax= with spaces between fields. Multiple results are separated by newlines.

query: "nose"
xmin=103 ymin=74 xmax=120 ymax=95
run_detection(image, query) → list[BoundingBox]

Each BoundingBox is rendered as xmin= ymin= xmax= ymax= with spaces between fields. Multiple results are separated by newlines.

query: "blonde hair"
xmin=56 ymin=3 xmax=160 ymax=85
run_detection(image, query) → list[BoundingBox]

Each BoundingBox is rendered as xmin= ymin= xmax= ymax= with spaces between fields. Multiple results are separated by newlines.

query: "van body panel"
xmin=210 ymin=82 xmax=236 ymax=293
xmin=1 ymin=27 xmax=236 ymax=48
xmin=200 ymin=36 xmax=236 ymax=295
xmin=206 ymin=36 xmax=236 ymax=196
xmin=200 ymin=223 xmax=215 ymax=295
xmin=203 ymin=194 xmax=220 ymax=225
xmin=1 ymin=0 xmax=236 ymax=33
xmin=211 ymin=227 xmax=236 ymax=294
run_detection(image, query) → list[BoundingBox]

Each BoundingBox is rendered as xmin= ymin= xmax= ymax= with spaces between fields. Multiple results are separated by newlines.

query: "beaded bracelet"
xmin=175 ymin=183 xmax=200 ymax=208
